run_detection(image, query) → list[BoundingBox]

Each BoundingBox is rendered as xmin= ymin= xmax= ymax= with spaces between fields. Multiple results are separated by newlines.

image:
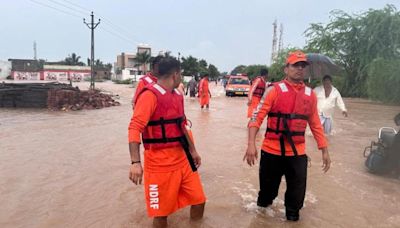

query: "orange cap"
xmin=286 ymin=50 xmax=309 ymax=65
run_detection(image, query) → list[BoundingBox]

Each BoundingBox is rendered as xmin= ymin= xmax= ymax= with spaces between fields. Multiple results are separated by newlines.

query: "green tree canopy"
xmin=135 ymin=51 xmax=152 ymax=74
xmin=230 ymin=65 xmax=247 ymax=75
xmin=208 ymin=64 xmax=220 ymax=80
xmin=304 ymin=4 xmax=400 ymax=97
xmin=181 ymin=56 xmax=199 ymax=76
xmin=64 ymin=53 xmax=85 ymax=66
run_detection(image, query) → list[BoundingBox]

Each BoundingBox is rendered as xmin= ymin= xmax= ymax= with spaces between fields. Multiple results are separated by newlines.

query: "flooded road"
xmin=1 ymin=81 xmax=399 ymax=227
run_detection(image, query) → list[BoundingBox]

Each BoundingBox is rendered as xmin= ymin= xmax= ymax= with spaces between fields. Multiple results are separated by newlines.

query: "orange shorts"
xmin=144 ymin=162 xmax=206 ymax=217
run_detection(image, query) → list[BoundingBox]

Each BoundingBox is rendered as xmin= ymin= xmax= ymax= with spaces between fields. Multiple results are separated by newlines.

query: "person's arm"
xmin=248 ymin=78 xmax=260 ymax=106
xmin=335 ymin=89 xmax=348 ymax=117
xmin=128 ymin=91 xmax=157 ymax=184
xmin=243 ymin=87 xmax=277 ymax=166
xmin=308 ymin=92 xmax=331 ymax=173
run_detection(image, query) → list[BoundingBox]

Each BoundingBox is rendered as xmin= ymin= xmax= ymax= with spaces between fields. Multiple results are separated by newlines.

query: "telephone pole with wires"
xmin=83 ymin=11 xmax=100 ymax=90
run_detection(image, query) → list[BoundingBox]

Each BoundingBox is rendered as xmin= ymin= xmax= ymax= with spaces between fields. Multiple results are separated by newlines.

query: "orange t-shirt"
xmin=128 ymin=90 xmax=187 ymax=172
xmin=248 ymin=80 xmax=327 ymax=156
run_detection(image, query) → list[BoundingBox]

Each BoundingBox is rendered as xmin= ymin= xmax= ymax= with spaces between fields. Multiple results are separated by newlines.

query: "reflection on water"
xmin=1 ymin=82 xmax=399 ymax=227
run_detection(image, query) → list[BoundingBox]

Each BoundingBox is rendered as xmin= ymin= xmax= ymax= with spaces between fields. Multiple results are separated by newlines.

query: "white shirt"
xmin=314 ymin=85 xmax=347 ymax=118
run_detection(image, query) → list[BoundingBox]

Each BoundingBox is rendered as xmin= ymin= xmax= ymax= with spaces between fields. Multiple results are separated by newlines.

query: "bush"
xmin=367 ymin=58 xmax=400 ymax=104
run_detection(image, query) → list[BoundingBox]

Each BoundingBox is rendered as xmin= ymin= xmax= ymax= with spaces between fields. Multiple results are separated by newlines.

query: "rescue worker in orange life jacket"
xmin=244 ymin=50 xmax=331 ymax=222
xmin=247 ymin=68 xmax=269 ymax=118
xmin=131 ymin=55 xmax=163 ymax=107
xmin=128 ymin=57 xmax=206 ymax=228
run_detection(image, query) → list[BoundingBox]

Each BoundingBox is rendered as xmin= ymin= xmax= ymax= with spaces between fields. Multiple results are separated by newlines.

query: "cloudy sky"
xmin=1 ymin=0 xmax=399 ymax=72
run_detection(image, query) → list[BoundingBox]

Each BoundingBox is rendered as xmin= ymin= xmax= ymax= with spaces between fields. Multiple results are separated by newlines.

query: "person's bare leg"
xmin=206 ymin=104 xmax=209 ymax=109
xmin=190 ymin=203 xmax=205 ymax=220
xmin=153 ymin=216 xmax=167 ymax=228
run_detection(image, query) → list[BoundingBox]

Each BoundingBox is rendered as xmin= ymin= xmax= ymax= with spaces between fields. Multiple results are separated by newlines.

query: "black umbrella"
xmin=305 ymin=53 xmax=342 ymax=80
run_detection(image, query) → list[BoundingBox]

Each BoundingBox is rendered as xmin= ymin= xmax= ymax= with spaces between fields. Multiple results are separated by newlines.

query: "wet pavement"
xmin=0 ymin=81 xmax=399 ymax=227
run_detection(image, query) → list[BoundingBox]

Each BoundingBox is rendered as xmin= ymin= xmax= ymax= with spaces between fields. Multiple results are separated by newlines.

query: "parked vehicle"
xmin=364 ymin=113 xmax=400 ymax=175
xmin=225 ymin=75 xmax=250 ymax=97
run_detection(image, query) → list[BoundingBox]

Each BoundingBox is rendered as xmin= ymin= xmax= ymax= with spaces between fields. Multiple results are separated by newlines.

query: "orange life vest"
xmin=253 ymin=76 xmax=266 ymax=98
xmin=265 ymin=80 xmax=313 ymax=155
xmin=133 ymin=73 xmax=157 ymax=105
xmin=141 ymin=84 xmax=185 ymax=150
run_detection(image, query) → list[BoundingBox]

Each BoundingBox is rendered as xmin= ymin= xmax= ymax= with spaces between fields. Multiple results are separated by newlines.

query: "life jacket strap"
xmin=147 ymin=117 xmax=184 ymax=126
xmin=268 ymin=112 xmax=308 ymax=120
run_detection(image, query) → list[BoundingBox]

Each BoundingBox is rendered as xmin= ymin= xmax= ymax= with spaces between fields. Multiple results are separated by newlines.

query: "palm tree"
xmin=65 ymin=53 xmax=85 ymax=66
xmin=135 ymin=51 xmax=152 ymax=75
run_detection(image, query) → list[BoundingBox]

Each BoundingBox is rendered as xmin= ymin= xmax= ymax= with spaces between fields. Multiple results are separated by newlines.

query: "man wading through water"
xmin=243 ymin=51 xmax=331 ymax=221
xmin=128 ymin=57 xmax=206 ymax=228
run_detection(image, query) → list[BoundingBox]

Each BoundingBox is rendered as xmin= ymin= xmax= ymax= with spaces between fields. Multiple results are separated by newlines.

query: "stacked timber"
xmin=0 ymin=82 xmax=120 ymax=110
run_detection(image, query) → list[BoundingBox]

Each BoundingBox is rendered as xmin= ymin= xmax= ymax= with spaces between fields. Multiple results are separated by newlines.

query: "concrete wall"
xmin=0 ymin=61 xmax=12 ymax=79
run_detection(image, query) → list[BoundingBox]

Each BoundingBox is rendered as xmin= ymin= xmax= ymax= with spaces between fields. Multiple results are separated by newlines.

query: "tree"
xmin=304 ymin=4 xmax=400 ymax=97
xmin=181 ymin=56 xmax=199 ymax=76
xmin=208 ymin=64 xmax=220 ymax=80
xmin=135 ymin=51 xmax=152 ymax=74
xmin=64 ymin=53 xmax=85 ymax=66
xmin=230 ymin=65 xmax=246 ymax=75
xmin=245 ymin=65 xmax=268 ymax=80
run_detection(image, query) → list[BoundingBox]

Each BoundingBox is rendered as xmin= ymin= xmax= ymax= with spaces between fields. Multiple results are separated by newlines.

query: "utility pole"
xmin=83 ymin=12 xmax=100 ymax=90
xmin=270 ymin=20 xmax=278 ymax=64
xmin=278 ymin=23 xmax=284 ymax=54
xmin=33 ymin=41 xmax=37 ymax=60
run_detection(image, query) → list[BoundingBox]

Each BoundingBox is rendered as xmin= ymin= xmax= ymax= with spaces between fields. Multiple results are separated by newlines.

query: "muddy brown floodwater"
xmin=1 ymin=81 xmax=399 ymax=228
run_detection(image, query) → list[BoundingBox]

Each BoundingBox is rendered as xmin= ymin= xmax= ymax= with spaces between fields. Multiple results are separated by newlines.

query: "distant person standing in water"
xmin=314 ymin=75 xmax=348 ymax=135
xmin=186 ymin=76 xmax=198 ymax=98
xmin=198 ymin=74 xmax=211 ymax=109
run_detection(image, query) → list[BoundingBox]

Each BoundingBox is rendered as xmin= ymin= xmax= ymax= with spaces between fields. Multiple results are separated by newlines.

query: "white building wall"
xmin=0 ymin=60 xmax=12 ymax=79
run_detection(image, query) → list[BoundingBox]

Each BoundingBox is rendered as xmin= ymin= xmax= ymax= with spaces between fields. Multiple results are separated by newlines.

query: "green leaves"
xmin=181 ymin=56 xmax=220 ymax=79
xmin=304 ymin=4 xmax=400 ymax=101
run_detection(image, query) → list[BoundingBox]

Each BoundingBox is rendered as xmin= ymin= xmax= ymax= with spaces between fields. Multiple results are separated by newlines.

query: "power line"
xmin=29 ymin=0 xmax=82 ymax=18
xmin=45 ymin=0 xmax=88 ymax=16
xmin=60 ymin=0 xmax=141 ymax=44
xmin=30 ymin=0 xmax=148 ymax=54
xmin=61 ymin=0 xmax=91 ymax=12
xmin=99 ymin=27 xmax=139 ymax=46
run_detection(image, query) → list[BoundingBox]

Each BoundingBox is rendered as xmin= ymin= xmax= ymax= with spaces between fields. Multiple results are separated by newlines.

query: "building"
xmin=9 ymin=59 xmax=42 ymax=80
xmin=0 ymin=60 xmax=12 ymax=79
xmin=7 ymin=59 xmax=92 ymax=82
xmin=43 ymin=65 xmax=91 ymax=81
xmin=114 ymin=45 xmax=153 ymax=80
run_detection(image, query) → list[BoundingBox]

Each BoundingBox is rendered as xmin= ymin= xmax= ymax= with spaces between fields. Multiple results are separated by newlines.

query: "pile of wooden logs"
xmin=0 ymin=82 xmax=120 ymax=111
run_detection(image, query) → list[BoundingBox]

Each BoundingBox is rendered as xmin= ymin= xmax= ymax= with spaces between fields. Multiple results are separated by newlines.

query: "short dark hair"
xmin=260 ymin=68 xmax=268 ymax=76
xmin=157 ymin=57 xmax=180 ymax=77
xmin=323 ymin=75 xmax=332 ymax=82
xmin=151 ymin=55 xmax=163 ymax=68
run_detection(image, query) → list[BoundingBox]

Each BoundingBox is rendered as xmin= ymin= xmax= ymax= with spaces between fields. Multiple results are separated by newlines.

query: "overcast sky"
xmin=1 ymin=0 xmax=399 ymax=72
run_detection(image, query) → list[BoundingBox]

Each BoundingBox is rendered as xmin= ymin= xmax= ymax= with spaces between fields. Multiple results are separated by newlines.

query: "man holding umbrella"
xmin=314 ymin=75 xmax=348 ymax=135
